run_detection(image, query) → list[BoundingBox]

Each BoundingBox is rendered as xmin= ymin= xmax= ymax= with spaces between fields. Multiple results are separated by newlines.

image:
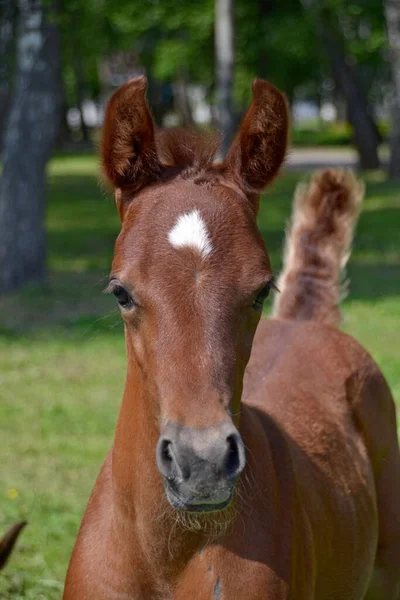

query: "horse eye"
xmin=113 ymin=285 xmax=135 ymax=309
xmin=252 ymin=281 xmax=274 ymax=312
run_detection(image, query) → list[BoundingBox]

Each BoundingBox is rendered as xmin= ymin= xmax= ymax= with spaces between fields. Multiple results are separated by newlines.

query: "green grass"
xmin=291 ymin=120 xmax=389 ymax=147
xmin=0 ymin=154 xmax=399 ymax=599
xmin=292 ymin=121 xmax=353 ymax=146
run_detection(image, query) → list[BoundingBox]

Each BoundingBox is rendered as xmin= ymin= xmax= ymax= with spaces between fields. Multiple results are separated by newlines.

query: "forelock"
xmin=156 ymin=128 xmax=220 ymax=175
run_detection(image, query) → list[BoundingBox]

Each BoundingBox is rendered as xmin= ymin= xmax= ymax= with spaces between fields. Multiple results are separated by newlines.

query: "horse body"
xmin=63 ymin=77 xmax=400 ymax=599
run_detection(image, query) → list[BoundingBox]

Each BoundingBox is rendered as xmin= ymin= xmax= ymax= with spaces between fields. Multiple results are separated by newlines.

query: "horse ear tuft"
xmin=222 ymin=79 xmax=289 ymax=201
xmin=101 ymin=76 xmax=162 ymax=193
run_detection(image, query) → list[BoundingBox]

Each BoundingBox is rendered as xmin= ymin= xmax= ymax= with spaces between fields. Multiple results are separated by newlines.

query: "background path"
xmin=286 ymin=147 xmax=388 ymax=170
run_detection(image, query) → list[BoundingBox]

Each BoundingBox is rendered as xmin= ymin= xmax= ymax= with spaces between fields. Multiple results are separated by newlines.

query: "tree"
xmin=103 ymin=0 xmax=214 ymax=124
xmin=301 ymin=0 xmax=381 ymax=170
xmin=234 ymin=0 xmax=320 ymax=108
xmin=384 ymin=0 xmax=400 ymax=179
xmin=319 ymin=19 xmax=380 ymax=169
xmin=0 ymin=0 xmax=62 ymax=293
xmin=61 ymin=0 xmax=105 ymax=141
xmin=215 ymin=0 xmax=235 ymax=155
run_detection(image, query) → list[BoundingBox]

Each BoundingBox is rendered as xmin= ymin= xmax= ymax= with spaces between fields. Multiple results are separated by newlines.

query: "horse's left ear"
xmin=222 ymin=79 xmax=288 ymax=202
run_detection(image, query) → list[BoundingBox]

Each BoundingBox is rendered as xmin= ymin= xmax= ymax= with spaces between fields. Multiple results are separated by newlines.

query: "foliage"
xmin=60 ymin=0 xmax=108 ymax=103
xmin=302 ymin=0 xmax=388 ymax=100
xmin=1 ymin=0 xmax=391 ymax=125
xmin=56 ymin=0 xmax=389 ymax=112
xmin=234 ymin=0 xmax=320 ymax=105
xmin=60 ymin=0 xmax=215 ymax=103
xmin=0 ymin=154 xmax=399 ymax=597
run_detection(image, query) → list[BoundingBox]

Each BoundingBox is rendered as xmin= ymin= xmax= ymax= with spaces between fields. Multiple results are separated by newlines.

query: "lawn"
xmin=0 ymin=154 xmax=399 ymax=599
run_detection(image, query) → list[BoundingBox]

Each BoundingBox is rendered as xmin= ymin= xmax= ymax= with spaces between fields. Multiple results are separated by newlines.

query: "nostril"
xmin=225 ymin=434 xmax=241 ymax=479
xmin=161 ymin=439 xmax=173 ymax=464
xmin=157 ymin=438 xmax=190 ymax=482
xmin=156 ymin=438 xmax=175 ymax=479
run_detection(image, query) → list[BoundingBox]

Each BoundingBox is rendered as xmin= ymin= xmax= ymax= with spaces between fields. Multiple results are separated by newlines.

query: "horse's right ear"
xmin=101 ymin=77 xmax=162 ymax=207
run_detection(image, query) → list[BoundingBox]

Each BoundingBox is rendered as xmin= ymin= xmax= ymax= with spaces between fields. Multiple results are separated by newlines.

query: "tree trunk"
xmin=172 ymin=73 xmax=195 ymax=127
xmin=0 ymin=0 xmax=16 ymax=152
xmin=384 ymin=0 xmax=400 ymax=179
xmin=215 ymin=0 xmax=235 ymax=156
xmin=73 ymin=59 xmax=90 ymax=143
xmin=319 ymin=25 xmax=380 ymax=170
xmin=0 ymin=0 xmax=62 ymax=293
xmin=71 ymin=22 xmax=90 ymax=143
xmin=147 ymin=79 xmax=173 ymax=127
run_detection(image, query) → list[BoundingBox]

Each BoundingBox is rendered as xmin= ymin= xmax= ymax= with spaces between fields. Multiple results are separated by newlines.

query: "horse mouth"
xmin=165 ymin=483 xmax=234 ymax=513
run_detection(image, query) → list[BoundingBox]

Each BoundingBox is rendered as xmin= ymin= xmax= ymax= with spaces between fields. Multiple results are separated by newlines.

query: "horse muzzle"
xmin=156 ymin=420 xmax=245 ymax=512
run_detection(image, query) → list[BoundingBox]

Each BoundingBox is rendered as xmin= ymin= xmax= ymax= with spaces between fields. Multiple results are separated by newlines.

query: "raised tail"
xmin=272 ymin=169 xmax=364 ymax=326
xmin=0 ymin=521 xmax=27 ymax=570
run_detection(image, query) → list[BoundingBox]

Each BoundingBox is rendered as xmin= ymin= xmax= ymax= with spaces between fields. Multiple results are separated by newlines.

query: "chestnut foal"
xmin=63 ymin=78 xmax=400 ymax=599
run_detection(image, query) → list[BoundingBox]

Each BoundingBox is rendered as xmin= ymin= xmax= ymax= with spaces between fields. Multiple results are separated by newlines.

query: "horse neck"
xmin=111 ymin=340 xmax=205 ymax=574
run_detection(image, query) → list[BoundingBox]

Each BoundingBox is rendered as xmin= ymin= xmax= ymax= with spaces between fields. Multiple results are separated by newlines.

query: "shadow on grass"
xmin=0 ymin=272 xmax=123 ymax=340
xmin=355 ymin=207 xmax=400 ymax=256
xmin=347 ymin=263 xmax=400 ymax=301
xmin=47 ymin=230 xmax=116 ymax=272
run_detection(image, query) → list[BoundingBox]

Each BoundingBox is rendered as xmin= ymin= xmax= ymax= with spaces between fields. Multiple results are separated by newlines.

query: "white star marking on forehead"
xmin=168 ymin=209 xmax=213 ymax=257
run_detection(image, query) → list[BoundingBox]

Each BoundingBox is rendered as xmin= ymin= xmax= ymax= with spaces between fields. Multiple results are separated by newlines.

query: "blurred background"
xmin=0 ymin=0 xmax=399 ymax=597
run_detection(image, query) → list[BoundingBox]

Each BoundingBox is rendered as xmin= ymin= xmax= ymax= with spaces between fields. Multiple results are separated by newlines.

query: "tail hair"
xmin=0 ymin=521 xmax=27 ymax=570
xmin=272 ymin=169 xmax=364 ymax=326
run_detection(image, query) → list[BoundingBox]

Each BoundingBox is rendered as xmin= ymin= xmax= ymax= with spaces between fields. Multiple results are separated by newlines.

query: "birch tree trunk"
xmin=0 ymin=0 xmax=62 ymax=293
xmin=215 ymin=0 xmax=235 ymax=156
xmin=384 ymin=0 xmax=400 ymax=179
